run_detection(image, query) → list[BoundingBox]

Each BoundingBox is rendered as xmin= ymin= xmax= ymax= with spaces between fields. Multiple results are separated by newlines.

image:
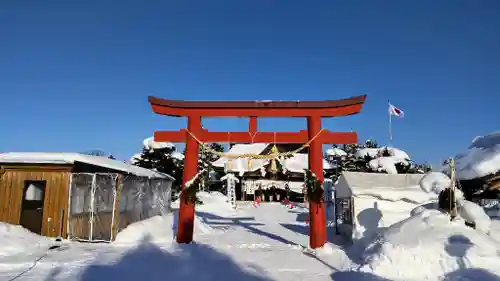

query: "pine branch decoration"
xmin=304 ymin=169 xmax=324 ymax=204
xmin=182 ymin=170 xmax=207 ymax=204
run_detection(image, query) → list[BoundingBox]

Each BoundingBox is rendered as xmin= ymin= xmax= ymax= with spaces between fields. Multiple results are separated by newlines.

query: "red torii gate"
xmin=149 ymin=95 xmax=367 ymax=249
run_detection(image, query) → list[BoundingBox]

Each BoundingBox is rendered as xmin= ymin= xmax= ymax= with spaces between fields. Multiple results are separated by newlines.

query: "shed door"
xmin=20 ymin=181 xmax=46 ymax=234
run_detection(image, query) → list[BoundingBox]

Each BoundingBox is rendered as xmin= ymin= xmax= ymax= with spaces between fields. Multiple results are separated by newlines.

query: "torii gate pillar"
xmin=307 ymin=116 xmax=326 ymax=248
xmin=149 ymin=94 xmax=366 ymax=249
xmin=177 ymin=116 xmax=200 ymax=243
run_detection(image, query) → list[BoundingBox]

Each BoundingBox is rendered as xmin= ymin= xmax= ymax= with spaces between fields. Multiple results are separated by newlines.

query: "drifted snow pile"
xmin=354 ymin=172 xmax=499 ymax=280
xmin=0 ymin=222 xmax=52 ymax=256
xmin=358 ymin=209 xmax=500 ymax=281
xmin=356 ymin=147 xmax=411 ymax=174
xmin=115 ymin=192 xmax=235 ymax=244
xmin=419 ymin=172 xmax=491 ymax=233
xmin=419 ymin=172 xmax=464 ymax=201
xmin=445 ymin=131 xmax=500 ymax=180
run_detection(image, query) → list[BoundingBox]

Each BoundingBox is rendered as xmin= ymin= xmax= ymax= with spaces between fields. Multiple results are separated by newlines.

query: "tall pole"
xmin=388 ymin=100 xmax=393 ymax=146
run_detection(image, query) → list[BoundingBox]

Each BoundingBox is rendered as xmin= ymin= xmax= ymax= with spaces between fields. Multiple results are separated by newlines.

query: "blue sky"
xmin=1 ymin=1 xmax=499 ymax=167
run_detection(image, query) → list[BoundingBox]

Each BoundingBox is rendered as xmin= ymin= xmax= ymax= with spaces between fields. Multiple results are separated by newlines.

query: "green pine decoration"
xmin=304 ymin=169 xmax=324 ymax=204
xmin=182 ymin=170 xmax=207 ymax=205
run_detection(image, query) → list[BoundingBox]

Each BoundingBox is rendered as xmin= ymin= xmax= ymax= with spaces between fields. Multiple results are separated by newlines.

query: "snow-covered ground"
xmin=1 ymin=191 xmax=500 ymax=281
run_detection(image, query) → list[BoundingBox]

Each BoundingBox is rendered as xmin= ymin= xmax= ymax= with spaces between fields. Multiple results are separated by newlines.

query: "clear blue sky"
xmin=1 ymin=1 xmax=499 ymax=166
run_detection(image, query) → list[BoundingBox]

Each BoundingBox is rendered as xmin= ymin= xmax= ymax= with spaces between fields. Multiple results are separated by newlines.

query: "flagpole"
xmin=388 ymin=100 xmax=393 ymax=146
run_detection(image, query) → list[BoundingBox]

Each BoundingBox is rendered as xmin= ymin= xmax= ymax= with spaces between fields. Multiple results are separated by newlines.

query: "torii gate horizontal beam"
xmin=149 ymin=95 xmax=367 ymax=117
xmin=154 ymin=129 xmax=357 ymax=144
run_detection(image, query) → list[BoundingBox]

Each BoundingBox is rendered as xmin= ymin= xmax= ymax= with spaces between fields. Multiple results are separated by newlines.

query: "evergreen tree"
xmin=133 ymin=145 xmax=184 ymax=191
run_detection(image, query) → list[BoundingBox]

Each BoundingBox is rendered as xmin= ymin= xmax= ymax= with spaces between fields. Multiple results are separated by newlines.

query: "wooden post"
xmin=177 ymin=116 xmax=200 ymax=243
xmin=110 ymin=175 xmax=121 ymax=241
xmin=307 ymin=116 xmax=327 ymax=249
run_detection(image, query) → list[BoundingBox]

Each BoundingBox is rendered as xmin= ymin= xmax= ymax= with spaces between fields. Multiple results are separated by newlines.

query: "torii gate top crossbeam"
xmin=149 ymin=95 xmax=367 ymax=117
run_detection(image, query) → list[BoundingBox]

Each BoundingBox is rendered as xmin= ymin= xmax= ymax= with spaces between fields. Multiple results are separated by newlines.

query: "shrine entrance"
xmin=149 ymin=95 xmax=367 ymax=249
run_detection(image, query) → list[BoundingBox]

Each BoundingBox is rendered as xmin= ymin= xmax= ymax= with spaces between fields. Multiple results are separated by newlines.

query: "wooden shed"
xmin=0 ymin=152 xmax=173 ymax=240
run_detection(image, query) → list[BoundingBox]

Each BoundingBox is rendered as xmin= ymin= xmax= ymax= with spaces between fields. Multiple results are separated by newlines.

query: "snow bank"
xmin=196 ymin=191 xmax=237 ymax=214
xmin=359 ymin=209 xmax=500 ymax=280
xmin=457 ymin=199 xmax=492 ymax=234
xmin=419 ymin=172 xmax=451 ymax=194
xmin=0 ymin=222 xmax=52 ymax=256
xmin=143 ymin=136 xmax=175 ymax=151
xmin=447 ymin=131 xmax=500 ymax=180
xmin=418 ymin=172 xmax=464 ymax=201
xmin=116 ymin=192 xmax=236 ymax=244
xmin=114 ymin=211 xmax=215 ymax=244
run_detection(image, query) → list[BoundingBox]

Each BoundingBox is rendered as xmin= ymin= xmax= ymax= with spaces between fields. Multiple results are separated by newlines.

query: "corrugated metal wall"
xmin=0 ymin=168 xmax=71 ymax=237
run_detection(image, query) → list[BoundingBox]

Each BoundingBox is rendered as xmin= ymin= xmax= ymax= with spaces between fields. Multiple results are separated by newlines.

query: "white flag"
xmin=388 ymin=103 xmax=404 ymax=118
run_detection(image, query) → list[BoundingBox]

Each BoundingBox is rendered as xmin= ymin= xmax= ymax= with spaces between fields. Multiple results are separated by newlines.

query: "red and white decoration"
xmin=388 ymin=103 xmax=404 ymax=118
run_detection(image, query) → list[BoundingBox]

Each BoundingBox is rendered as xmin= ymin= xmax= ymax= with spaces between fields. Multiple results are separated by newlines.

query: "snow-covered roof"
xmin=446 ymin=131 xmax=500 ymax=180
xmin=0 ymin=152 xmax=173 ymax=179
xmin=335 ymin=172 xmax=427 ymax=203
xmin=212 ymin=143 xmax=332 ymax=174
xmin=212 ymin=143 xmax=270 ymax=172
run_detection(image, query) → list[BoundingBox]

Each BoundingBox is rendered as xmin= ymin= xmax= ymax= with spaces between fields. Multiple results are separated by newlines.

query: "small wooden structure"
xmin=0 ymin=152 xmax=172 ymax=241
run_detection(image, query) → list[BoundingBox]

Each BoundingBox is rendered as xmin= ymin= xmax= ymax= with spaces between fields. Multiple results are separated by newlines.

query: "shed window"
xmin=24 ymin=181 xmax=46 ymax=201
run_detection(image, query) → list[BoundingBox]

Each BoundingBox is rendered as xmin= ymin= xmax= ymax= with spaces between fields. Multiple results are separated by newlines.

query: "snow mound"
xmin=116 ymin=192 xmax=236 ymax=245
xmin=457 ymin=199 xmax=492 ymax=234
xmin=143 ymin=136 xmax=175 ymax=151
xmin=447 ymin=131 xmax=500 ymax=180
xmin=196 ymin=191 xmax=237 ymax=214
xmin=114 ymin=211 xmax=216 ymax=244
xmin=0 ymin=222 xmax=52 ymax=256
xmin=419 ymin=172 xmax=451 ymax=194
xmin=359 ymin=209 xmax=500 ymax=280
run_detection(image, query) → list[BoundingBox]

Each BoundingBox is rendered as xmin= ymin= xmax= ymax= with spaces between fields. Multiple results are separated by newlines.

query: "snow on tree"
xmin=132 ymin=137 xmax=184 ymax=191
xmin=326 ymin=139 xmax=432 ymax=181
